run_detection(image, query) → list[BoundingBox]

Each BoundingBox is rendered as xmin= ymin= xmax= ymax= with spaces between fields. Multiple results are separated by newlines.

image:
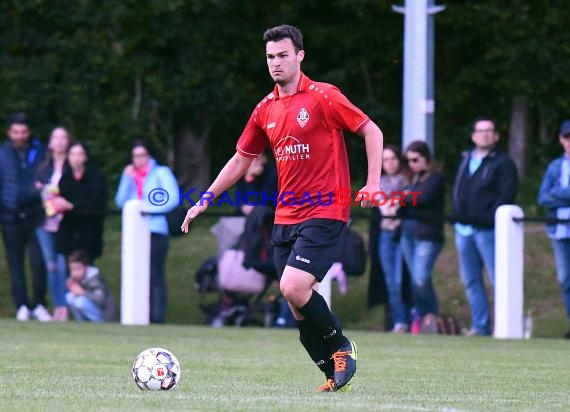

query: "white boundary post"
xmin=120 ymin=199 xmax=151 ymax=325
xmin=318 ymin=273 xmax=332 ymax=310
xmin=317 ymin=267 xmax=332 ymax=310
xmin=494 ymin=205 xmax=524 ymax=339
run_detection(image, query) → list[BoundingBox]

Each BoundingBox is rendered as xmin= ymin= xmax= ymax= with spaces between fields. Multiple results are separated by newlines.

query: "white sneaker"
xmin=32 ymin=305 xmax=52 ymax=322
xmin=16 ymin=305 xmax=30 ymax=321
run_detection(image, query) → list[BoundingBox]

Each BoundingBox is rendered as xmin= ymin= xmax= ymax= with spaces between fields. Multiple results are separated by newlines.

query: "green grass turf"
xmin=1 ymin=319 xmax=569 ymax=412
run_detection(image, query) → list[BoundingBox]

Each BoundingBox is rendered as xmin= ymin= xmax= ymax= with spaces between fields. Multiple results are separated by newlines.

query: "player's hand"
xmin=355 ymin=183 xmax=379 ymax=208
xmin=180 ymin=203 xmax=209 ymax=234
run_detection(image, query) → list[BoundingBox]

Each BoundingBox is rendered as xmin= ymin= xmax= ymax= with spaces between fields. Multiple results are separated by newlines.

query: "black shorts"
xmin=272 ymin=218 xmax=347 ymax=282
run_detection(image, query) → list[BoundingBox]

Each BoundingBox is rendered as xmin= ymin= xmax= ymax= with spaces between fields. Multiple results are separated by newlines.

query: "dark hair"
xmin=49 ymin=126 xmax=72 ymax=148
xmin=68 ymin=140 xmax=91 ymax=163
xmin=472 ymin=116 xmax=496 ymax=131
xmin=406 ymin=140 xmax=432 ymax=163
xmin=68 ymin=250 xmax=90 ymax=266
xmin=406 ymin=140 xmax=438 ymax=182
xmin=263 ymin=25 xmax=303 ymax=53
xmin=130 ymin=139 xmax=153 ymax=156
xmin=383 ymin=144 xmax=403 ymax=166
xmin=38 ymin=126 xmax=72 ymax=175
xmin=383 ymin=144 xmax=410 ymax=183
xmin=7 ymin=111 xmax=30 ymax=128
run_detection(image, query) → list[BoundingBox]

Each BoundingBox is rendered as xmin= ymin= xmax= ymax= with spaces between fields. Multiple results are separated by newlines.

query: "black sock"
xmin=297 ymin=319 xmax=334 ymax=378
xmin=297 ymin=290 xmax=348 ymax=352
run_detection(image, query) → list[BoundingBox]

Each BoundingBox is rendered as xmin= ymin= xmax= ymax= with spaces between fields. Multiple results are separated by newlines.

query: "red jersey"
xmin=236 ymin=72 xmax=370 ymax=224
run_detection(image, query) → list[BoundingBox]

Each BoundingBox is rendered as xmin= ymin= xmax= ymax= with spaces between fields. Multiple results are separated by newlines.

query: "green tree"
xmin=436 ymin=0 xmax=570 ymax=177
xmin=1 ymin=0 xmax=570 ymax=190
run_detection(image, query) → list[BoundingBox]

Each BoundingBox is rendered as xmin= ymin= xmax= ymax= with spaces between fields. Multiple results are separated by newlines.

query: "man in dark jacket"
xmin=452 ymin=116 xmax=518 ymax=336
xmin=0 ymin=112 xmax=50 ymax=321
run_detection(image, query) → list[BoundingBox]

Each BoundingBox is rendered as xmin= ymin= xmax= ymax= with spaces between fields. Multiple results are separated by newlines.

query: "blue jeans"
xmin=400 ymin=233 xmax=441 ymax=316
xmin=66 ymin=293 xmax=103 ymax=322
xmin=36 ymin=227 xmax=68 ymax=307
xmin=1 ymin=219 xmax=47 ymax=309
xmin=150 ymin=233 xmax=169 ymax=323
xmin=379 ymin=230 xmax=409 ymax=326
xmin=455 ymin=229 xmax=495 ymax=335
xmin=551 ymin=238 xmax=570 ymax=321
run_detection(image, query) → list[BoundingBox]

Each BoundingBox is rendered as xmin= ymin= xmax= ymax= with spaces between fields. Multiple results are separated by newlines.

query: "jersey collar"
xmin=272 ymin=72 xmax=310 ymax=99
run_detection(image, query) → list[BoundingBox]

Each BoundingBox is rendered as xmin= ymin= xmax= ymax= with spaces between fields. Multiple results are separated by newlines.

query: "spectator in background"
xmin=367 ymin=206 xmax=391 ymax=330
xmin=210 ymin=152 xmax=278 ymax=258
xmin=235 ymin=152 xmax=277 ymax=216
xmin=66 ymin=250 xmax=115 ymax=322
xmin=452 ymin=117 xmax=518 ymax=336
xmin=378 ymin=145 xmax=410 ymax=333
xmin=0 ymin=112 xmax=51 ymax=322
xmin=35 ymin=126 xmax=71 ymax=322
xmin=537 ymin=119 xmax=570 ymax=339
xmin=398 ymin=141 xmax=445 ymax=334
xmin=115 ymin=140 xmax=179 ymax=324
xmin=55 ymin=141 xmax=107 ymax=264
xmin=237 ymin=151 xmax=278 ymax=275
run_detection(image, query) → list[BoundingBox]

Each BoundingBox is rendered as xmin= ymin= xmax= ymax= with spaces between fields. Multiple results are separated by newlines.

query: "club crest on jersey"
xmin=297 ymin=107 xmax=309 ymax=128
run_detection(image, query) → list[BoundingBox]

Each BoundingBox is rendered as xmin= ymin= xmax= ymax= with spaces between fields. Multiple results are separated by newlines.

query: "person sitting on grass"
xmin=66 ymin=250 xmax=115 ymax=322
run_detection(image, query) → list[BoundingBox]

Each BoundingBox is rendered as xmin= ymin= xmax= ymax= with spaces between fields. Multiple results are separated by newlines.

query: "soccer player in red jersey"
xmin=181 ymin=24 xmax=383 ymax=392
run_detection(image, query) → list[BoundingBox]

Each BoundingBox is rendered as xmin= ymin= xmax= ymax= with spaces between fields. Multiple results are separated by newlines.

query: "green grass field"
xmin=1 ymin=319 xmax=569 ymax=412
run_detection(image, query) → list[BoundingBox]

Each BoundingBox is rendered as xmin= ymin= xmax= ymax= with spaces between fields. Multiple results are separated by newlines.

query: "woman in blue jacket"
xmin=115 ymin=140 xmax=179 ymax=323
xmin=537 ymin=120 xmax=570 ymax=338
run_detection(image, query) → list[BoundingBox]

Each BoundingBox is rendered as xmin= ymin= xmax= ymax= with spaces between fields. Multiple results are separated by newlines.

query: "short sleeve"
xmin=322 ymin=86 xmax=370 ymax=133
xmin=236 ymin=111 xmax=268 ymax=158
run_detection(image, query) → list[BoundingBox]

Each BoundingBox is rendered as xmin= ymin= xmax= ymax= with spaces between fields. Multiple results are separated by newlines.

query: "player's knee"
xmin=279 ymin=278 xmax=295 ymax=300
xmin=281 ymin=280 xmax=312 ymax=308
xmin=280 ymin=277 xmax=305 ymax=301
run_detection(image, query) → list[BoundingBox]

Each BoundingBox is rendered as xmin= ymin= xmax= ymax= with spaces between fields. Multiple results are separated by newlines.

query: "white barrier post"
xmin=494 ymin=205 xmax=524 ymax=339
xmin=318 ymin=273 xmax=332 ymax=310
xmin=121 ymin=199 xmax=151 ymax=325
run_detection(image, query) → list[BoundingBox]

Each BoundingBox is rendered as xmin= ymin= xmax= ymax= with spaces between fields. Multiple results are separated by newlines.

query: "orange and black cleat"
xmin=331 ymin=338 xmax=358 ymax=390
xmin=316 ymin=378 xmax=352 ymax=392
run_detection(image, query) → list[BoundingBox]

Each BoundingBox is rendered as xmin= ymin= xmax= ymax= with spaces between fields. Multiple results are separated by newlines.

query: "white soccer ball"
xmin=132 ymin=347 xmax=181 ymax=391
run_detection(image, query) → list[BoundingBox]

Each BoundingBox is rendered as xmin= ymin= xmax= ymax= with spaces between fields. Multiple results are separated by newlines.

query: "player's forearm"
xmin=362 ymin=122 xmax=383 ymax=186
xmin=202 ymin=153 xmax=252 ymax=201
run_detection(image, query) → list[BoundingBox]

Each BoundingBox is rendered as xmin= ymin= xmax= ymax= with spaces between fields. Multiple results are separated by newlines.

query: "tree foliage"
xmin=0 ymin=0 xmax=569 ymax=189
xmin=436 ymin=0 xmax=570 ymax=174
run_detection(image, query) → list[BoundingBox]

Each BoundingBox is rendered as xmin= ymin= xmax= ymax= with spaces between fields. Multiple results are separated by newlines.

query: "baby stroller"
xmin=195 ymin=206 xmax=278 ymax=327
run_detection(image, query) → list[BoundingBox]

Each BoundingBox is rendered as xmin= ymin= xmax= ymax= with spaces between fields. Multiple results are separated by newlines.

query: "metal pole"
xmin=393 ymin=0 xmax=445 ymax=152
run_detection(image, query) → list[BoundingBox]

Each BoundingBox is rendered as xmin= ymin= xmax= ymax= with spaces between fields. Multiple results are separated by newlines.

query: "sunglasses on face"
xmin=407 ymin=156 xmax=421 ymax=163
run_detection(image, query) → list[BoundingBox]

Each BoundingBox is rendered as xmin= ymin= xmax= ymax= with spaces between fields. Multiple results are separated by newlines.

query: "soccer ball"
xmin=132 ymin=347 xmax=181 ymax=391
